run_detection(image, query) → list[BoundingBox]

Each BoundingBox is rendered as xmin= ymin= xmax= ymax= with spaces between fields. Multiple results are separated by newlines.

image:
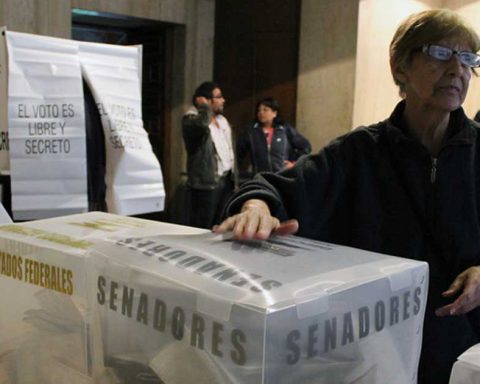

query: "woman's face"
xmin=257 ymin=104 xmax=278 ymax=125
xmin=400 ymin=39 xmax=473 ymax=113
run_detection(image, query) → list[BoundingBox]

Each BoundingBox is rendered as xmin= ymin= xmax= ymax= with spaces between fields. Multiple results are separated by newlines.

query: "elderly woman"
xmin=216 ymin=9 xmax=480 ymax=384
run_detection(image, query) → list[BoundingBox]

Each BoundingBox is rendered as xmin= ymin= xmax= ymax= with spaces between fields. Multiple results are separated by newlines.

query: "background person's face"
xmin=401 ymin=39 xmax=472 ymax=113
xmin=210 ymin=88 xmax=225 ymax=114
xmin=257 ymin=104 xmax=278 ymax=125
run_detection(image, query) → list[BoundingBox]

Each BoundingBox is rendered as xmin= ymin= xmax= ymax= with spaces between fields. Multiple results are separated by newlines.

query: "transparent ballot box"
xmin=89 ymin=231 xmax=428 ymax=384
xmin=449 ymin=343 xmax=480 ymax=384
xmin=0 ymin=212 xmax=428 ymax=383
xmin=0 ymin=212 xmax=201 ymax=384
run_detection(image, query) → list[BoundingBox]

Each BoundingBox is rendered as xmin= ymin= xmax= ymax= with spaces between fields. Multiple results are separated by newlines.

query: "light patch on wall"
xmin=456 ymin=3 xmax=480 ymax=120
xmin=352 ymin=0 xmax=436 ymax=129
xmin=297 ymin=57 xmax=356 ymax=150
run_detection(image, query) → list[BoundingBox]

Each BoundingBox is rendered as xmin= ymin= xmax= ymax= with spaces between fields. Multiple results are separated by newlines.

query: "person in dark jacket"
xmin=182 ymin=81 xmax=235 ymax=229
xmin=216 ymin=9 xmax=480 ymax=384
xmin=236 ymin=97 xmax=311 ymax=179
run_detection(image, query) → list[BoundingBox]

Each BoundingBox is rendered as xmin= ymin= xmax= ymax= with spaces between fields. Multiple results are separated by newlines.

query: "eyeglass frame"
xmin=418 ymin=44 xmax=480 ymax=68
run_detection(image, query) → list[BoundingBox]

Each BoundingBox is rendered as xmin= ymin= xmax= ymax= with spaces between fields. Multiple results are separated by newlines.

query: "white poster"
xmin=79 ymin=41 xmax=165 ymax=215
xmin=0 ymin=27 xmax=9 ymax=173
xmin=6 ymin=31 xmax=87 ymax=220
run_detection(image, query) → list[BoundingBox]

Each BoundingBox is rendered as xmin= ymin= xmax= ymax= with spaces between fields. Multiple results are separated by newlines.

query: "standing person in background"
xmin=216 ymin=9 xmax=480 ymax=383
xmin=236 ymin=97 xmax=311 ymax=180
xmin=182 ymin=81 xmax=235 ymax=229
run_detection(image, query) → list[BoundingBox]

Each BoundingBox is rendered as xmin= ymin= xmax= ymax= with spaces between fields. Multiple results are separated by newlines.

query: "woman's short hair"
xmin=255 ymin=97 xmax=282 ymax=125
xmin=390 ymin=9 xmax=480 ymax=91
xmin=256 ymin=97 xmax=280 ymax=113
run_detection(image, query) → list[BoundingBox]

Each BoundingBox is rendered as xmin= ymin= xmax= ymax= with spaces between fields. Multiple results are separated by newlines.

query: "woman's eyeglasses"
xmin=421 ymin=44 xmax=480 ymax=68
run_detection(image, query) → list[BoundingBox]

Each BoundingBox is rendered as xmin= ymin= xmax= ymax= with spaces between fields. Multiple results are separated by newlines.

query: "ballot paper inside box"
xmin=0 ymin=212 xmax=202 ymax=384
xmin=0 ymin=236 xmax=94 ymax=384
xmin=88 ymin=233 xmax=429 ymax=384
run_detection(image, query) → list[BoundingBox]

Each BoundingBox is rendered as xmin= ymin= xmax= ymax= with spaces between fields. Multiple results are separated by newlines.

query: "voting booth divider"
xmin=6 ymin=30 xmax=88 ymax=220
xmin=0 ymin=29 xmax=165 ymax=221
xmin=0 ymin=212 xmax=428 ymax=383
xmin=0 ymin=28 xmax=8 ymax=170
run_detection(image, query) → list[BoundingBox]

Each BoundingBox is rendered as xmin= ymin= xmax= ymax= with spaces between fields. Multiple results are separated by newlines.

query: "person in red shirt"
xmin=236 ymin=97 xmax=311 ymax=181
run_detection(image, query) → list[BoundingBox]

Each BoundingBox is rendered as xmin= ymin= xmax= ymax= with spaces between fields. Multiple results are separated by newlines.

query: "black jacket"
xmin=225 ymin=101 xmax=480 ymax=384
xmin=236 ymin=122 xmax=311 ymax=176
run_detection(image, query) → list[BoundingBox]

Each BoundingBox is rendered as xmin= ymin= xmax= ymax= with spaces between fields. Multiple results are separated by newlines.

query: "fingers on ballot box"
xmin=0 ymin=212 xmax=428 ymax=384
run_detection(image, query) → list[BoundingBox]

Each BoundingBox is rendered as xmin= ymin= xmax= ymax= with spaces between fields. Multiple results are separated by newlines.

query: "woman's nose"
xmin=448 ymin=54 xmax=466 ymax=76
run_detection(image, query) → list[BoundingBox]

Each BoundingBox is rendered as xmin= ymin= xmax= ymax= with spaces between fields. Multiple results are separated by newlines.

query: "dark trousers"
xmin=188 ymin=175 xmax=234 ymax=229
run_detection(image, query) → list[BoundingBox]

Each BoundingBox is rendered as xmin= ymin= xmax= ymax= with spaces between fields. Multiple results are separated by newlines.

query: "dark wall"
xmin=214 ymin=0 xmax=301 ymax=135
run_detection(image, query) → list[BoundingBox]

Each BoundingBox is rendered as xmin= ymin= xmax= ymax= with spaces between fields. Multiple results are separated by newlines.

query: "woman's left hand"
xmin=435 ymin=266 xmax=480 ymax=316
xmin=283 ymin=160 xmax=295 ymax=169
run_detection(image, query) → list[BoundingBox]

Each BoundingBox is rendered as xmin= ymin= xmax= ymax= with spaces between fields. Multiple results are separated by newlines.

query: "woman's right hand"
xmin=214 ymin=199 xmax=299 ymax=240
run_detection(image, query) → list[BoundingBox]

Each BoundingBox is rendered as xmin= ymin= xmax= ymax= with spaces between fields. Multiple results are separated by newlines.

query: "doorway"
xmin=214 ymin=0 xmax=301 ymax=136
xmin=72 ymin=9 xmax=174 ymax=220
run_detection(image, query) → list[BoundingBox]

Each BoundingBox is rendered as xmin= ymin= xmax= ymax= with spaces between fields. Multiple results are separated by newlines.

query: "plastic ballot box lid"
xmin=91 ymin=231 xmax=426 ymax=320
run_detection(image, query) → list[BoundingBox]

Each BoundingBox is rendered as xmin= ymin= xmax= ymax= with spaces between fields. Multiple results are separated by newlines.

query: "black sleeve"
xmin=181 ymin=104 xmax=212 ymax=154
xmin=223 ymin=137 xmax=350 ymax=240
xmin=236 ymin=130 xmax=250 ymax=165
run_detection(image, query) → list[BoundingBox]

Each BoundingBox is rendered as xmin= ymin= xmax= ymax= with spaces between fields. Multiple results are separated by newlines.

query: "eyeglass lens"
xmin=425 ymin=44 xmax=480 ymax=67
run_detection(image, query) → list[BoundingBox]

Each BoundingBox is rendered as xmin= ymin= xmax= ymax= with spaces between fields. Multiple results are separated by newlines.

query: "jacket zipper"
xmin=266 ymin=130 xmax=272 ymax=171
xmin=426 ymin=157 xmax=438 ymax=258
xmin=430 ymin=158 xmax=438 ymax=183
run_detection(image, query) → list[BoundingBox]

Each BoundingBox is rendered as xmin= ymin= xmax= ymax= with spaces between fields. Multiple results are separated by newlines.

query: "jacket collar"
xmin=385 ymin=100 xmax=475 ymax=148
xmin=253 ymin=122 xmax=284 ymax=131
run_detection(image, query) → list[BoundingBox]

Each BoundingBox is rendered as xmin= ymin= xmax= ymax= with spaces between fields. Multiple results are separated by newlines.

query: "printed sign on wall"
xmin=4 ymin=30 xmax=165 ymax=220
xmin=79 ymin=41 xmax=165 ymax=215
xmin=0 ymin=27 xmax=9 ymax=172
xmin=6 ymin=31 xmax=87 ymax=220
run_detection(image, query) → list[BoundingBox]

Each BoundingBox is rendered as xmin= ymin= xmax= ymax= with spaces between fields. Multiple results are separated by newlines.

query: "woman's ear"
xmin=390 ymin=59 xmax=408 ymax=85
